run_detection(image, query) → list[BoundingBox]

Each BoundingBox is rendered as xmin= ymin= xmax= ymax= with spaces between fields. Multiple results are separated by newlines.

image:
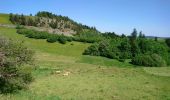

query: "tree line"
xmin=83 ymin=29 xmax=170 ymax=67
xmin=16 ymin=28 xmax=102 ymax=44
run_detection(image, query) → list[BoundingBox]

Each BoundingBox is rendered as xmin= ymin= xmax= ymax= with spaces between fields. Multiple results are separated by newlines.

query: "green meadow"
xmin=0 ymin=14 xmax=12 ymax=24
xmin=0 ymin=14 xmax=170 ymax=100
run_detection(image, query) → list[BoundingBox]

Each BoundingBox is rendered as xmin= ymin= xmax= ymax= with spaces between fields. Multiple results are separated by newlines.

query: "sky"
xmin=0 ymin=0 xmax=170 ymax=37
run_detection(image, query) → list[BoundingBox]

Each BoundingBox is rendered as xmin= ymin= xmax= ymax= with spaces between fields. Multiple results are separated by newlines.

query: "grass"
xmin=77 ymin=55 xmax=134 ymax=67
xmin=0 ymin=14 xmax=12 ymax=24
xmin=0 ymin=27 xmax=170 ymax=100
xmin=0 ymin=27 xmax=90 ymax=57
xmin=0 ymin=14 xmax=170 ymax=100
xmin=143 ymin=67 xmax=170 ymax=77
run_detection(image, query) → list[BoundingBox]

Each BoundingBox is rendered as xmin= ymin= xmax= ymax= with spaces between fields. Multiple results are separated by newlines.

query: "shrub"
xmin=167 ymin=53 xmax=170 ymax=65
xmin=83 ymin=39 xmax=120 ymax=59
xmin=67 ymin=37 xmax=73 ymax=42
xmin=131 ymin=54 xmax=166 ymax=67
xmin=151 ymin=54 xmax=166 ymax=67
xmin=74 ymin=30 xmax=102 ymax=43
xmin=0 ymin=36 xmax=34 ymax=93
xmin=36 ymin=32 xmax=49 ymax=39
xmin=17 ymin=29 xmax=49 ymax=39
xmin=118 ymin=58 xmax=125 ymax=62
xmin=16 ymin=25 xmax=24 ymax=29
xmin=17 ymin=29 xmax=75 ymax=44
xmin=83 ymin=43 xmax=100 ymax=56
xmin=165 ymin=38 xmax=170 ymax=47
xmin=106 ymin=47 xmax=119 ymax=59
xmin=58 ymin=35 xmax=67 ymax=44
xmin=98 ymin=40 xmax=110 ymax=57
xmin=118 ymin=39 xmax=131 ymax=59
xmin=47 ymin=35 xmax=58 ymax=43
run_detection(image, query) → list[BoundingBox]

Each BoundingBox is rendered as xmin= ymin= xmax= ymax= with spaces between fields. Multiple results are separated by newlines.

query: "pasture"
xmin=0 ymin=27 xmax=170 ymax=100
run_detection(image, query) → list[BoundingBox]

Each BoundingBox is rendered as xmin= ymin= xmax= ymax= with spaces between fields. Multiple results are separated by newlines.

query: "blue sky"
xmin=0 ymin=0 xmax=170 ymax=37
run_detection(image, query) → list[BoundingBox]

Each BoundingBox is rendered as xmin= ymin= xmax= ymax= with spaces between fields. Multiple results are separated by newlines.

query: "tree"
xmin=131 ymin=28 xmax=138 ymax=39
xmin=98 ymin=40 xmax=110 ymax=57
xmin=121 ymin=34 xmax=126 ymax=38
xmin=58 ymin=35 xmax=67 ymax=44
xmin=118 ymin=39 xmax=131 ymax=59
xmin=142 ymin=34 xmax=145 ymax=38
xmin=27 ymin=17 xmax=34 ymax=26
xmin=138 ymin=39 xmax=147 ymax=53
xmin=130 ymin=28 xmax=139 ymax=57
xmin=83 ymin=43 xmax=100 ymax=56
xmin=155 ymin=37 xmax=158 ymax=41
xmin=21 ymin=14 xmax=26 ymax=25
xmin=139 ymin=31 xmax=146 ymax=39
xmin=0 ymin=36 xmax=34 ymax=93
xmin=165 ymin=38 xmax=170 ymax=47
xmin=131 ymin=53 xmax=166 ymax=67
xmin=49 ymin=20 xmax=58 ymax=29
xmin=9 ymin=13 xmax=14 ymax=24
xmin=139 ymin=31 xmax=142 ymax=38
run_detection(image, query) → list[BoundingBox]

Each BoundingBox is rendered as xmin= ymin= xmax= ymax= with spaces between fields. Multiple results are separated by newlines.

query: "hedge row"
xmin=17 ymin=29 xmax=73 ymax=44
xmin=17 ymin=29 xmax=100 ymax=44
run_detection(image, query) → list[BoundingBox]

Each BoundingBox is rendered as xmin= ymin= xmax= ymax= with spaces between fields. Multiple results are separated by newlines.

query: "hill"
xmin=7 ymin=11 xmax=98 ymax=35
xmin=0 ymin=26 xmax=170 ymax=100
xmin=0 ymin=13 xmax=12 ymax=24
xmin=0 ymin=13 xmax=170 ymax=99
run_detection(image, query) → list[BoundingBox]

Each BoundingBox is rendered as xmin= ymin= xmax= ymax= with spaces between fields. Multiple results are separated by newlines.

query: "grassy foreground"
xmin=0 ymin=26 xmax=170 ymax=100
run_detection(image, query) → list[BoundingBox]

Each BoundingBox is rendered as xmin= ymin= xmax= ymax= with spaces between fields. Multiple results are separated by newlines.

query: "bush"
xmin=0 ymin=36 xmax=34 ymax=93
xmin=17 ymin=29 xmax=49 ymax=39
xmin=17 ymin=29 xmax=75 ymax=44
xmin=74 ymin=30 xmax=102 ymax=43
xmin=16 ymin=25 xmax=24 ymax=29
xmin=67 ymin=37 xmax=73 ymax=42
xmin=118 ymin=39 xmax=132 ymax=59
xmin=167 ymin=53 xmax=170 ymax=65
xmin=83 ymin=39 xmax=120 ymax=59
xmin=83 ymin=43 xmax=100 ymax=56
xmin=58 ymin=35 xmax=67 ymax=44
xmin=118 ymin=58 xmax=125 ymax=62
xmin=98 ymin=40 xmax=110 ymax=57
xmin=106 ymin=49 xmax=119 ymax=59
xmin=47 ymin=35 xmax=58 ymax=43
xmin=151 ymin=54 xmax=166 ymax=66
xmin=165 ymin=38 xmax=170 ymax=47
xmin=131 ymin=54 xmax=166 ymax=67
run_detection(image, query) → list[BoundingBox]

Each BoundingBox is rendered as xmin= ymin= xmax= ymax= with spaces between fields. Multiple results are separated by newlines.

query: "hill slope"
xmin=7 ymin=11 xmax=98 ymax=35
xmin=0 ymin=25 xmax=170 ymax=100
xmin=0 ymin=13 xmax=12 ymax=24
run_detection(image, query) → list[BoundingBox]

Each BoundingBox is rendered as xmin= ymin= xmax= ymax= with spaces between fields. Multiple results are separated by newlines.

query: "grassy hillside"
xmin=0 ymin=13 xmax=12 ymax=24
xmin=0 ymin=27 xmax=170 ymax=100
xmin=0 ymin=14 xmax=170 ymax=100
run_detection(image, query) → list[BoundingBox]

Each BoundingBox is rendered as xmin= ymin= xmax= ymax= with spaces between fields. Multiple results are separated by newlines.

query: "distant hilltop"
xmin=8 ymin=11 xmax=98 ymax=35
xmin=145 ymin=36 xmax=170 ymax=39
